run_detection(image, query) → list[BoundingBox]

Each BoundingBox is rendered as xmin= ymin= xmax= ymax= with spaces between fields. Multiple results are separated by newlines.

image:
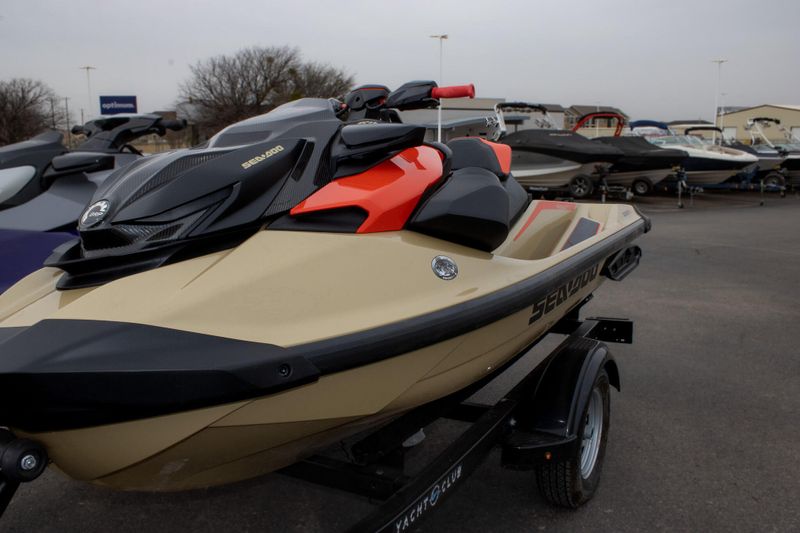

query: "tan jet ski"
xmin=0 ymin=82 xmax=648 ymax=496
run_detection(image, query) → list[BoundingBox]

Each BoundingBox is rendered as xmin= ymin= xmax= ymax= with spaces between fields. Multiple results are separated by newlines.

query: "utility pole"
xmin=711 ymin=59 xmax=727 ymax=143
xmin=79 ymin=65 xmax=97 ymax=117
xmin=64 ymin=97 xmax=71 ymax=148
xmin=719 ymin=92 xmax=728 ymax=136
xmin=430 ymin=34 xmax=448 ymax=142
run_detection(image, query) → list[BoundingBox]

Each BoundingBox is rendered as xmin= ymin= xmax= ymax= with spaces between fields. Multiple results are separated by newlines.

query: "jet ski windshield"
xmin=209 ymin=99 xmax=341 ymax=149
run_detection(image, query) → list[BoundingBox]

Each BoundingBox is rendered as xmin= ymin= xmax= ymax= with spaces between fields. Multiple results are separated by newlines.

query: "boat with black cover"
xmin=492 ymin=103 xmax=624 ymax=198
xmin=0 ymin=81 xmax=648 ymax=501
xmin=572 ymin=112 xmax=687 ymax=195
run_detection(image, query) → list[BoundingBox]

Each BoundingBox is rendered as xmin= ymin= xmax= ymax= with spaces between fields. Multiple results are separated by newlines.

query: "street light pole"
xmin=80 ymin=65 xmax=97 ymax=117
xmin=430 ymin=34 xmax=448 ymax=142
xmin=711 ymin=59 xmax=727 ymax=143
xmin=64 ymin=97 xmax=71 ymax=148
xmin=719 ymin=92 xmax=728 ymax=136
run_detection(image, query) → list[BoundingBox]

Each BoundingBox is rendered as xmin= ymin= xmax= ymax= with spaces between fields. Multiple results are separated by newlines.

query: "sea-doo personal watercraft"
xmin=746 ymin=117 xmax=800 ymax=189
xmin=0 ymin=132 xmax=68 ymax=209
xmin=0 ymin=81 xmax=648 ymax=500
xmin=0 ymin=114 xmax=186 ymax=231
xmin=683 ymin=125 xmax=785 ymax=189
xmin=630 ymin=120 xmax=757 ymax=187
xmin=0 ymin=115 xmax=186 ymax=292
xmin=575 ymin=112 xmax=687 ymax=195
xmin=493 ymin=103 xmax=624 ymax=198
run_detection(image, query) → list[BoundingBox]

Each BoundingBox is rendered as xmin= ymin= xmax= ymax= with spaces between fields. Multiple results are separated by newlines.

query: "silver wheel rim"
xmin=580 ymin=388 xmax=603 ymax=479
xmin=572 ymin=178 xmax=590 ymax=196
xmin=634 ymin=182 xmax=648 ymax=195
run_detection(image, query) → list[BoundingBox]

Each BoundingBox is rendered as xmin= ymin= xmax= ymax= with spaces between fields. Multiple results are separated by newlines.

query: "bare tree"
xmin=0 ymin=78 xmax=69 ymax=146
xmin=291 ymin=61 xmax=354 ymax=102
xmin=178 ymin=46 xmax=353 ymax=136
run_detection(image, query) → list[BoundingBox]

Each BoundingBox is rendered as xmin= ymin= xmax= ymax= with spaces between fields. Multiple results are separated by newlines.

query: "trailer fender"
xmin=501 ymin=335 xmax=618 ymax=469
xmin=531 ymin=337 xmax=617 ymax=437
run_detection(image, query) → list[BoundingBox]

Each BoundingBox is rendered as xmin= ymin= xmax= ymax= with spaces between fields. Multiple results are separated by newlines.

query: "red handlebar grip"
xmin=431 ymin=84 xmax=475 ymax=99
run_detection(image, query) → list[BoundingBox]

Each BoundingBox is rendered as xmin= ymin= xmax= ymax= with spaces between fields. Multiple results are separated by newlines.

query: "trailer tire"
xmin=534 ymin=368 xmax=610 ymax=508
xmin=762 ymin=173 xmax=784 ymax=189
xmin=569 ymin=175 xmax=594 ymax=198
xmin=632 ymin=179 xmax=651 ymax=196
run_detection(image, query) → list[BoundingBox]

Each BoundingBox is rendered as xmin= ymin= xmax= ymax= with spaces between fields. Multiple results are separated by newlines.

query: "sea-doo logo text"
xmin=529 ymin=263 xmax=600 ymax=324
xmin=394 ymin=464 xmax=463 ymax=532
xmin=241 ymin=145 xmax=284 ymax=169
xmin=80 ymin=200 xmax=110 ymax=227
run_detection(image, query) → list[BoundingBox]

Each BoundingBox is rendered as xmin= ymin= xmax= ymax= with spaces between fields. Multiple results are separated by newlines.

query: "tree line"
xmin=0 ymin=46 xmax=353 ymax=146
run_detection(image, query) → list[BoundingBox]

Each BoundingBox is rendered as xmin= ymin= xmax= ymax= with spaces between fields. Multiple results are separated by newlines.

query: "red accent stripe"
xmin=291 ymin=146 xmax=443 ymax=233
xmin=513 ymin=201 xmax=577 ymax=241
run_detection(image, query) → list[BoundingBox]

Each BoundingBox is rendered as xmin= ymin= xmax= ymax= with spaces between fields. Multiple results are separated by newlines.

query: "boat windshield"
xmin=751 ymin=144 xmax=778 ymax=155
xmin=776 ymin=142 xmax=800 ymax=151
xmin=648 ymin=135 xmax=705 ymax=147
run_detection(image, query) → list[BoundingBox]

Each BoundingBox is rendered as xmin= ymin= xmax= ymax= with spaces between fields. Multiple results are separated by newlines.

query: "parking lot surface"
xmin=3 ymin=192 xmax=800 ymax=532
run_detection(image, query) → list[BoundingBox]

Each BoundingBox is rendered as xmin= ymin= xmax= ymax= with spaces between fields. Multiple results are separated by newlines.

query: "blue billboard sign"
xmin=99 ymin=95 xmax=138 ymax=115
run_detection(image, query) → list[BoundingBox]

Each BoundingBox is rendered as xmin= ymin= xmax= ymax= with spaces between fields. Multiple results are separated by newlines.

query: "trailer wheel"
xmin=762 ymin=173 xmax=785 ymax=189
xmin=569 ymin=175 xmax=594 ymax=198
xmin=632 ymin=179 xmax=651 ymax=196
xmin=534 ymin=368 xmax=610 ymax=508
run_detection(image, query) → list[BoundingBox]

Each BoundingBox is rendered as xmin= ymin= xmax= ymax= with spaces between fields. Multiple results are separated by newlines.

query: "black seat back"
xmin=447 ymin=137 xmax=511 ymax=179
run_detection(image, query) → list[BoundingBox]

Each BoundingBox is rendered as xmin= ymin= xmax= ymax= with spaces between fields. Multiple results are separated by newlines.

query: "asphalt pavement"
xmin=3 ymin=191 xmax=800 ymax=532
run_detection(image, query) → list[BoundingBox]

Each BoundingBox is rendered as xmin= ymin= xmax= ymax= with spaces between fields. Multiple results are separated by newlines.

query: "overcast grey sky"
xmin=2 ymin=0 xmax=798 ymax=122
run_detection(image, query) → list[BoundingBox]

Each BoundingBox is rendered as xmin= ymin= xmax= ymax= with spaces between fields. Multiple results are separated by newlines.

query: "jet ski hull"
xmin=0 ymin=200 xmax=647 ymax=491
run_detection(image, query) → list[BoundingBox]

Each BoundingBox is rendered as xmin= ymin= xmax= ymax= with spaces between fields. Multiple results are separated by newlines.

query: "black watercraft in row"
xmin=0 ymin=114 xmax=186 ymax=231
xmin=0 ymin=115 xmax=185 ymax=293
